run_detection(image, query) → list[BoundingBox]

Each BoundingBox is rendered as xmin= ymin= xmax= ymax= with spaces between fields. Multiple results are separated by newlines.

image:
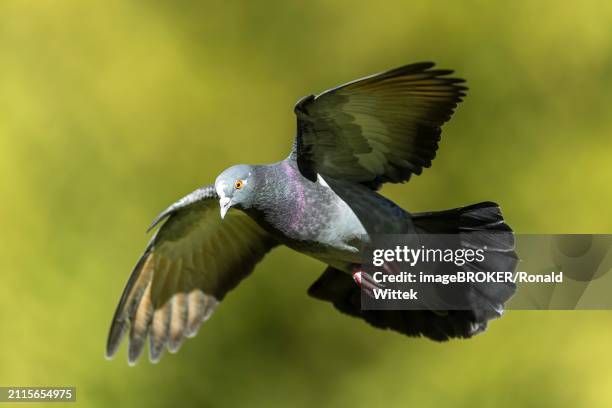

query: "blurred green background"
xmin=1 ymin=1 xmax=612 ymax=407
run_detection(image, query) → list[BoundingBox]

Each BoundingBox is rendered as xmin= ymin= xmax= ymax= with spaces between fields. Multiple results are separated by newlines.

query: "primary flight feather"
xmin=106 ymin=62 xmax=517 ymax=364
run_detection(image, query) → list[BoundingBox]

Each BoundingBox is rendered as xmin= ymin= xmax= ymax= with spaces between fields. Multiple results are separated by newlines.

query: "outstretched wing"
xmin=293 ymin=62 xmax=467 ymax=187
xmin=106 ymin=185 xmax=278 ymax=364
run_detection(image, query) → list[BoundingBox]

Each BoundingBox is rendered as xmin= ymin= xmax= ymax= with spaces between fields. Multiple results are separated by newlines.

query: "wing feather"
xmin=128 ymin=279 xmax=153 ymax=364
xmin=149 ymin=299 xmax=171 ymax=363
xmin=293 ymin=62 xmax=466 ymax=187
xmin=106 ymin=185 xmax=277 ymax=364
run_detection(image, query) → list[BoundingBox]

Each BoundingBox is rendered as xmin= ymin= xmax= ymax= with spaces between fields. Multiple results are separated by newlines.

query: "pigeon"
xmin=106 ymin=62 xmax=517 ymax=365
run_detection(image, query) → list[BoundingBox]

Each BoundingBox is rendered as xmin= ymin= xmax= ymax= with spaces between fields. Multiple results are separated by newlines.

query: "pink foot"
xmin=352 ymin=270 xmax=363 ymax=286
xmin=351 ymin=266 xmax=383 ymax=296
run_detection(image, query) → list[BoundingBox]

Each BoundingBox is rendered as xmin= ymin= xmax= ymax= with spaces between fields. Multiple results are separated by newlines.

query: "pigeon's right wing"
xmin=106 ymin=185 xmax=278 ymax=365
xmin=292 ymin=62 xmax=466 ymax=188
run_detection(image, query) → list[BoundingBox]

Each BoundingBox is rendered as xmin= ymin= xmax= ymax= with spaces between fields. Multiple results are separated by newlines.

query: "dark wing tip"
xmin=128 ymin=333 xmax=148 ymax=366
xmin=385 ymin=61 xmax=436 ymax=75
xmin=105 ymin=238 xmax=156 ymax=363
xmin=105 ymin=304 xmax=134 ymax=362
xmin=369 ymin=61 xmax=459 ymax=81
xmin=105 ymin=319 xmax=127 ymax=359
xmin=337 ymin=61 xmax=468 ymax=99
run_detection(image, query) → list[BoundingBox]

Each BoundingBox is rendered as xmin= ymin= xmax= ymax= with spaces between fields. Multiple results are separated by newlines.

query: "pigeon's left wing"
xmin=106 ymin=185 xmax=278 ymax=364
xmin=293 ymin=62 xmax=466 ymax=187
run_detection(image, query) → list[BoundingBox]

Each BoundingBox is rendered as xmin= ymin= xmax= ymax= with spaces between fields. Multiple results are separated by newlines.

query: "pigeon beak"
xmin=219 ymin=197 xmax=231 ymax=219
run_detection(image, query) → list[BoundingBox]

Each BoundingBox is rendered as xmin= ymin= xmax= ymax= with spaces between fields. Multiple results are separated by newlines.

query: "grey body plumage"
xmin=230 ymin=160 xmax=412 ymax=271
xmin=106 ymin=62 xmax=517 ymax=364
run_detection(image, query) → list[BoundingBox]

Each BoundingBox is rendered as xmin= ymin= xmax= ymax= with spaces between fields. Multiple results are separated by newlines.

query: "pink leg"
xmin=352 ymin=269 xmax=363 ymax=286
xmin=351 ymin=266 xmax=383 ymax=296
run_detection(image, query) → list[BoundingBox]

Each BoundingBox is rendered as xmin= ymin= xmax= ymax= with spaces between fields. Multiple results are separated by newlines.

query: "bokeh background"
xmin=1 ymin=1 xmax=612 ymax=407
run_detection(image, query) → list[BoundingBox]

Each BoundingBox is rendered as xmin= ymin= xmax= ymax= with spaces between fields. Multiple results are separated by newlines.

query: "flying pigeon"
xmin=106 ymin=62 xmax=517 ymax=365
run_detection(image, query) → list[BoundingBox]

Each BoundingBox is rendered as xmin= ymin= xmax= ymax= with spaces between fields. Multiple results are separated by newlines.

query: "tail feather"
xmin=414 ymin=201 xmax=518 ymax=332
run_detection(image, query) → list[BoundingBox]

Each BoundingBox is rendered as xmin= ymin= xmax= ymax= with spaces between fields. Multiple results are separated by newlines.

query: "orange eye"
xmin=234 ymin=180 xmax=244 ymax=190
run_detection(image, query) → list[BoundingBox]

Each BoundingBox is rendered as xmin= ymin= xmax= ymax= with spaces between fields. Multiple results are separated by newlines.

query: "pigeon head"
xmin=215 ymin=164 xmax=255 ymax=219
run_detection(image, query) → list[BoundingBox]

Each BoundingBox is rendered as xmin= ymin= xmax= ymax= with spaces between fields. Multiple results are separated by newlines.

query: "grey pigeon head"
xmin=215 ymin=164 xmax=256 ymax=218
